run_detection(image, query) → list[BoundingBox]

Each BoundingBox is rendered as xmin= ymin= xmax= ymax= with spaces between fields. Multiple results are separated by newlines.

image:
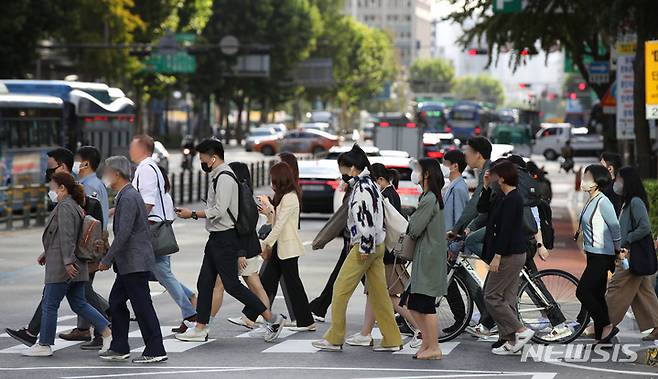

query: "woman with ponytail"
xmin=22 ymin=172 xmax=112 ymax=357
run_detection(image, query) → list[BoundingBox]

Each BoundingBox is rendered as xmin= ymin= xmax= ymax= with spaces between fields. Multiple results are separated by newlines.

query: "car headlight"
xmin=183 ymin=148 xmax=190 ymax=155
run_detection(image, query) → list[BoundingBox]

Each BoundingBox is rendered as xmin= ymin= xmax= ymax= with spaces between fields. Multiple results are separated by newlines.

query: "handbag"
xmin=394 ymin=234 xmax=416 ymax=262
xmin=628 ymin=204 xmax=658 ymax=276
xmin=383 ymin=197 xmax=408 ymax=251
xmin=312 ymin=201 xmax=349 ymax=250
xmin=139 ymin=164 xmax=179 ymax=256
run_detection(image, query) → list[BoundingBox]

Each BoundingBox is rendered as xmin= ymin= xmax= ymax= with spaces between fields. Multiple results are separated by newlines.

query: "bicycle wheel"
xmin=437 ymin=272 xmax=474 ymax=342
xmin=517 ymin=269 xmax=587 ymax=344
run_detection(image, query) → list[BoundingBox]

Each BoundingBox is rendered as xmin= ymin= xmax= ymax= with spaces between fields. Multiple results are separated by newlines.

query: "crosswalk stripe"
xmin=262 ymin=339 xmax=318 ymax=353
xmin=128 ymin=326 xmax=176 ymax=339
xmin=131 ymin=338 xmax=215 ymax=353
xmin=0 ymin=338 xmax=82 ymax=353
xmin=236 ymin=328 xmax=298 ymax=339
xmin=393 ymin=341 xmax=460 ymax=355
xmin=0 ymin=325 xmax=73 ymax=338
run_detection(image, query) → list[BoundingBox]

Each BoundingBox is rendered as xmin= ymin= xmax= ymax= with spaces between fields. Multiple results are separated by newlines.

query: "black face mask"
xmin=341 ymin=174 xmax=351 ymax=183
xmin=201 ymin=162 xmax=212 ymax=173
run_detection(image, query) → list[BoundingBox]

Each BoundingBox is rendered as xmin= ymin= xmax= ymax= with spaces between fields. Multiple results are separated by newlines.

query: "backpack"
xmin=536 ymin=199 xmax=555 ymax=249
xmin=74 ymin=208 xmax=104 ymax=262
xmin=516 ymin=169 xmax=540 ymax=236
xmin=213 ymin=171 xmax=259 ymax=236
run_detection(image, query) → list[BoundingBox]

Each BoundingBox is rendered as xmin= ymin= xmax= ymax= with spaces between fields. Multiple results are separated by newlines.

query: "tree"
xmin=452 ymin=75 xmax=505 ymax=106
xmin=408 ymin=58 xmax=455 ymax=94
xmin=444 ymin=0 xmax=658 ymax=176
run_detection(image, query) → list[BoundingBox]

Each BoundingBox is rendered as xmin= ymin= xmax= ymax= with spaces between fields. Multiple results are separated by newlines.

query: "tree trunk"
xmin=245 ymin=97 xmax=252 ymax=133
xmin=634 ymin=7 xmax=654 ymax=178
xmin=235 ymin=97 xmax=245 ymax=144
xmin=260 ymin=97 xmax=269 ymax=123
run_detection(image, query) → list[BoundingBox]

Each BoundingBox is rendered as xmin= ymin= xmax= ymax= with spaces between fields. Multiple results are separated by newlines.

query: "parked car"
xmin=245 ymin=127 xmax=278 ymax=152
xmin=299 ymin=122 xmax=331 ymax=133
xmin=423 ymin=132 xmax=461 ymax=159
xmin=532 ymin=123 xmax=603 ymax=160
xmin=252 ymin=129 xmax=339 ymax=156
xmin=259 ymin=123 xmax=287 ymax=137
xmin=152 ymin=141 xmax=170 ymax=172
xmin=298 ymin=160 xmax=341 ymax=213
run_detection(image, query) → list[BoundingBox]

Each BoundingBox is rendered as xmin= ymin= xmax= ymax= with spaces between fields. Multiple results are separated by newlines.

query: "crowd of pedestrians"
xmin=6 ymin=134 xmax=658 ymax=363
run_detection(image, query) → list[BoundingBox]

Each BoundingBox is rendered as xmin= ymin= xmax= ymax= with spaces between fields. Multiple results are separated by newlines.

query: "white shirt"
xmin=164 ymin=193 xmax=176 ymax=221
xmin=132 ymin=157 xmax=167 ymax=220
xmin=204 ymin=163 xmax=239 ymax=232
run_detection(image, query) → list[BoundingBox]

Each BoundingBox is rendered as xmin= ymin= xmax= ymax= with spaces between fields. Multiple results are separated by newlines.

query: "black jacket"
xmin=480 ymin=188 xmax=527 ymax=263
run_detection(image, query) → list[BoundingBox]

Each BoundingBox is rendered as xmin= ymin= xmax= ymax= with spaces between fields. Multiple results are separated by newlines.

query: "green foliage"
xmin=452 ymin=75 xmax=505 ymax=106
xmin=644 ymin=180 xmax=658 ymax=237
xmin=408 ymin=58 xmax=455 ymax=94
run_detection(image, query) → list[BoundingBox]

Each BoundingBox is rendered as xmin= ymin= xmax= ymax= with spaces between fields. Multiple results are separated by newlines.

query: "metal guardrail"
xmin=0 ymin=158 xmax=278 ymax=230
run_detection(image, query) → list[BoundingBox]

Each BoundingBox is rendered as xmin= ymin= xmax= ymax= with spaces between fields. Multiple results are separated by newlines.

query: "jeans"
xmin=78 ymin=271 xmax=111 ymax=336
xmin=197 ymin=230 xmax=266 ymax=324
xmin=109 ymin=271 xmax=166 ymax=356
xmin=243 ymin=245 xmax=313 ymax=326
xmin=153 ymin=255 xmax=196 ymax=319
xmin=464 ymin=227 xmax=485 ymax=258
xmin=40 ymin=282 xmax=110 ymax=346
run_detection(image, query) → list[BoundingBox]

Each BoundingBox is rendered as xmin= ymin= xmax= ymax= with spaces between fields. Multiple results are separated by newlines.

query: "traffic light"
xmin=578 ymin=82 xmax=587 ymax=91
xmin=468 ymin=48 xmax=488 ymax=55
xmin=519 ymin=83 xmax=532 ymax=89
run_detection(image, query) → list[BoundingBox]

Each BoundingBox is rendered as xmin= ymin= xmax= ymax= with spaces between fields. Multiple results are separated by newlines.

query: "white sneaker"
xmin=465 ymin=323 xmax=493 ymax=338
xmin=372 ymin=342 xmax=402 ymax=352
xmin=99 ymin=335 xmax=112 ymax=354
xmin=410 ymin=332 xmax=423 ymax=348
xmin=491 ymin=341 xmax=521 ymax=355
xmin=175 ymin=327 xmax=209 ymax=342
xmin=227 ymin=316 xmax=254 ymax=330
xmin=312 ymin=313 xmax=325 ymax=323
xmin=346 ymin=333 xmax=373 ymax=346
xmin=512 ymin=328 xmax=535 ymax=351
xmin=264 ymin=314 xmax=286 ymax=342
xmin=312 ymin=339 xmax=342 ymax=351
xmin=21 ymin=343 xmax=52 ymax=357
xmin=287 ymin=324 xmax=317 ymax=332
xmin=542 ymin=324 xmax=573 ymax=342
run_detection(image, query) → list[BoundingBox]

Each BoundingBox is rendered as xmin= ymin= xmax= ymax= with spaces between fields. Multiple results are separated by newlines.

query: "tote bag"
xmin=383 ymin=198 xmax=408 ymax=251
xmin=628 ymin=204 xmax=658 ymax=276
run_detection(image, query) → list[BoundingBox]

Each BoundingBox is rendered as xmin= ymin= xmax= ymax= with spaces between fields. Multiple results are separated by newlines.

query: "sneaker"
xmin=58 ymin=328 xmax=92 ymax=341
xmin=227 ymin=316 xmax=255 ymax=330
xmin=312 ymin=339 xmax=342 ymax=351
xmin=5 ymin=328 xmax=37 ymax=347
xmin=491 ymin=341 xmax=521 ymax=356
xmin=21 ymin=344 xmax=52 ymax=357
xmin=263 ymin=314 xmax=286 ymax=343
xmin=81 ymin=336 xmax=103 ymax=350
xmin=465 ymin=323 xmax=493 ymax=338
xmin=511 ymin=328 xmax=535 ymax=351
xmin=132 ymin=355 xmax=168 ymax=363
xmin=172 ymin=315 xmax=197 ymax=333
xmin=491 ymin=339 xmax=505 ymax=349
xmin=99 ymin=350 xmax=130 ymax=361
xmin=542 ymin=324 xmax=573 ymax=342
xmin=346 ymin=333 xmax=373 ymax=346
xmin=410 ymin=332 xmax=423 ymax=348
xmin=175 ymin=327 xmax=209 ymax=342
xmin=248 ymin=326 xmax=267 ymax=338
xmin=373 ymin=342 xmax=402 ymax=352
xmin=99 ymin=335 xmax=112 ymax=354
xmin=312 ymin=313 xmax=325 ymax=323
xmin=287 ymin=324 xmax=317 ymax=332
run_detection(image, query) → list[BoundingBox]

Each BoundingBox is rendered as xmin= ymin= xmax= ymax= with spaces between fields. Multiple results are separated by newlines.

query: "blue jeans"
xmin=465 ymin=227 xmax=485 ymax=257
xmin=40 ymin=281 xmax=110 ymax=346
xmin=153 ymin=255 xmax=196 ymax=319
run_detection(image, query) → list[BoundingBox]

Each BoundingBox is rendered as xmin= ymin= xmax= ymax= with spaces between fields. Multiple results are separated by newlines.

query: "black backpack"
xmin=212 ymin=171 xmax=259 ymax=236
xmin=536 ymin=199 xmax=555 ymax=249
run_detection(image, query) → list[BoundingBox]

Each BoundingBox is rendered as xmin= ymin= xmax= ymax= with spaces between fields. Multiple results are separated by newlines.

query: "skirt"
xmin=400 ymin=291 xmax=437 ymax=314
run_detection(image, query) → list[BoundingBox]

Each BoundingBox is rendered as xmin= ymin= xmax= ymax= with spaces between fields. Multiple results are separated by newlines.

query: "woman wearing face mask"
xmin=604 ymin=166 xmax=658 ymax=341
xmin=575 ymin=165 xmax=622 ymax=344
xmin=22 ymin=172 xmax=112 ymax=357
xmin=398 ymin=158 xmax=447 ymax=360
xmin=346 ymin=163 xmax=418 ymax=347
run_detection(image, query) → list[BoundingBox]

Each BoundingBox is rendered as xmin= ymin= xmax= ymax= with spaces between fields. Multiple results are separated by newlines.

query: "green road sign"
xmin=145 ymin=51 xmax=196 ymax=73
xmin=493 ymin=0 xmax=523 ymax=13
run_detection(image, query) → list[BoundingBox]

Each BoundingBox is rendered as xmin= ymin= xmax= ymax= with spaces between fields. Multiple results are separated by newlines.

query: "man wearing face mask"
xmin=5 ymin=148 xmax=108 ymax=349
xmin=600 ymin=152 xmax=623 ymax=216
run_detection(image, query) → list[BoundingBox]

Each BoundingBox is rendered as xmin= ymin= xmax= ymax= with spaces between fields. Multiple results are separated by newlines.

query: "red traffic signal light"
xmin=569 ymin=92 xmax=577 ymax=100
xmin=468 ymin=48 xmax=488 ymax=55
xmin=578 ymin=82 xmax=587 ymax=91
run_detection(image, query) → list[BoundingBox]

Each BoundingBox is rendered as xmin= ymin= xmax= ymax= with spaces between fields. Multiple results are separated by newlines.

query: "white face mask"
xmin=72 ymin=161 xmax=81 ymax=176
xmin=411 ymin=170 xmax=421 ymax=185
xmin=48 ymin=190 xmax=58 ymax=203
xmin=581 ymin=180 xmax=595 ymax=192
xmin=613 ymin=181 xmax=623 ymax=195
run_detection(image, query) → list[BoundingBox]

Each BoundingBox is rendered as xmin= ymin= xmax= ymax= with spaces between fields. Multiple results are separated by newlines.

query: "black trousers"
xmin=109 ymin=271 xmax=165 ymax=356
xmin=576 ymin=252 xmax=615 ymax=340
xmin=243 ymin=245 xmax=314 ymax=326
xmin=197 ymin=230 xmax=266 ymax=324
xmin=28 ymin=271 xmax=109 ymax=337
xmin=309 ymin=237 xmax=350 ymax=318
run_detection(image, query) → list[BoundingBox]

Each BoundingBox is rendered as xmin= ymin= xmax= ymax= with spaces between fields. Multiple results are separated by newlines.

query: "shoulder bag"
xmin=138 ymin=164 xmax=179 ymax=257
xmin=628 ymin=203 xmax=658 ymax=276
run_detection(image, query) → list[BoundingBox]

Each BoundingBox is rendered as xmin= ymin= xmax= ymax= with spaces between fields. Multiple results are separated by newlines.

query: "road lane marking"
xmin=0 ymin=338 xmax=81 ymax=353
xmin=131 ymin=338 xmax=215 ymax=353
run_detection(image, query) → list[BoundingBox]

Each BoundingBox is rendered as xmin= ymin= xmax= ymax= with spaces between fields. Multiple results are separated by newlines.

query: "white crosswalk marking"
xmin=0 ymin=325 xmax=73 ymax=338
xmin=0 ymin=338 xmax=81 ymax=353
xmin=263 ymin=339 xmax=318 ymax=353
xmin=393 ymin=341 xmax=460 ymax=355
xmin=236 ymin=328 xmax=298 ymax=339
xmin=131 ymin=338 xmax=215 ymax=353
xmin=128 ymin=326 xmax=176 ymax=338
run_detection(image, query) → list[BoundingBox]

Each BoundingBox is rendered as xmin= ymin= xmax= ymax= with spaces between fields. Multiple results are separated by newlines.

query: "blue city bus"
xmin=0 ymin=80 xmax=135 ymax=185
xmin=446 ymin=101 xmax=498 ymax=141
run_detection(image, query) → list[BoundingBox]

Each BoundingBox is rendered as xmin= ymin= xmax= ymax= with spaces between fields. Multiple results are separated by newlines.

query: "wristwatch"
xmin=536 ymin=242 xmax=544 ymax=249
xmin=191 ymin=210 xmax=198 ymax=220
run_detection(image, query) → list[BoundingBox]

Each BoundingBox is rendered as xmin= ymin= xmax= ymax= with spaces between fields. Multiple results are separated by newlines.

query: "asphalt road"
xmin=1 ymin=156 xmax=657 ymax=378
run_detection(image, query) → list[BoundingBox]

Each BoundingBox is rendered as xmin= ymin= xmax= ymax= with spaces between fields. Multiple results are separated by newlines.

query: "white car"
xmin=260 ymin=123 xmax=287 ymax=137
xmin=245 ymin=127 xmax=278 ymax=152
xmin=532 ymin=123 xmax=603 ymax=160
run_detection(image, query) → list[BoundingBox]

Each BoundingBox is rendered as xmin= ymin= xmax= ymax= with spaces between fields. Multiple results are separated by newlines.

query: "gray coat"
xmin=619 ymin=197 xmax=652 ymax=248
xmin=43 ymin=196 xmax=89 ymax=284
xmin=406 ymin=191 xmax=447 ymax=297
xmin=101 ymin=184 xmax=155 ymax=274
